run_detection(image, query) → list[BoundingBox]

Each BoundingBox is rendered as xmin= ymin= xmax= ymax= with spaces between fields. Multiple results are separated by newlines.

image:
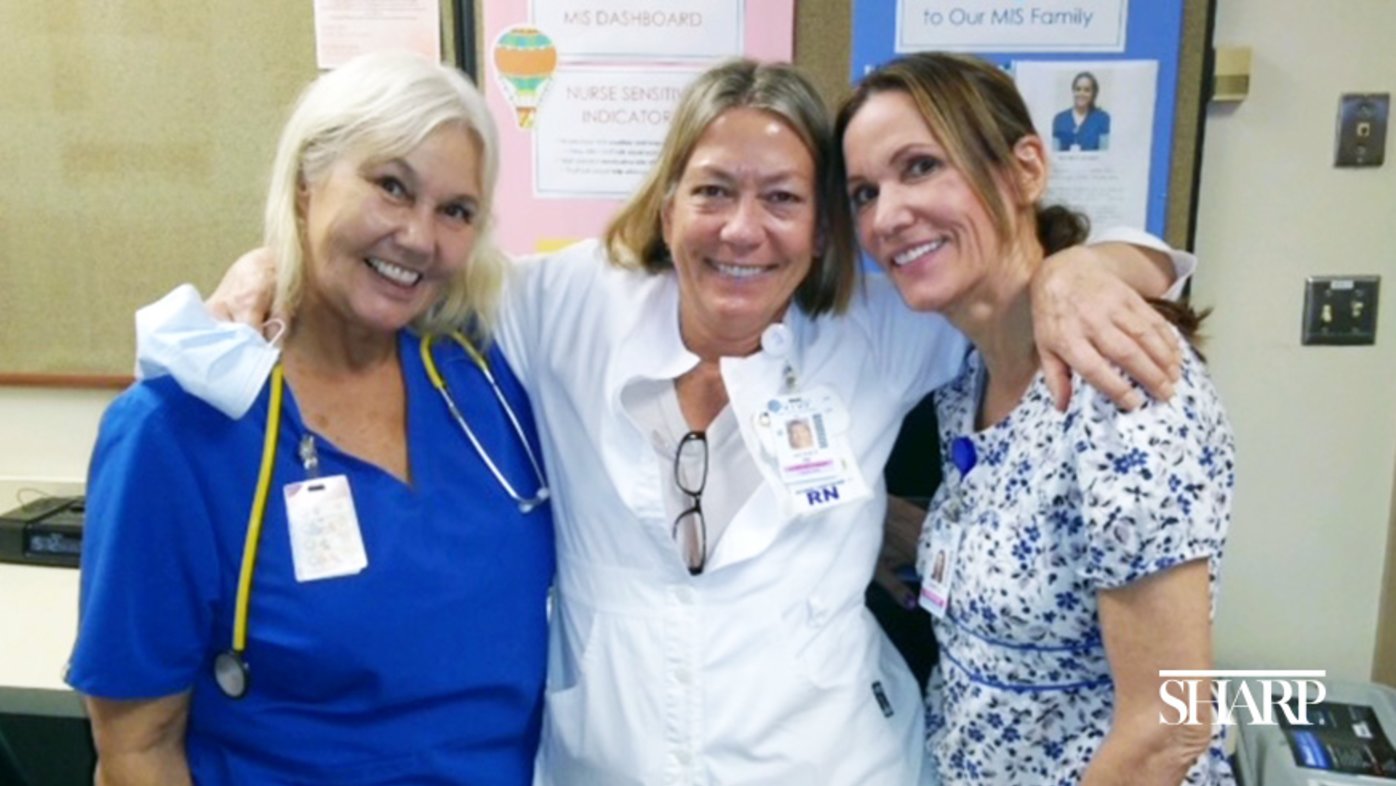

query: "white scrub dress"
xmin=498 ymin=240 xmax=966 ymax=786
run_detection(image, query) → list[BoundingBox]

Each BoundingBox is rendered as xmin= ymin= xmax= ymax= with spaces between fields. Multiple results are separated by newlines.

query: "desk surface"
xmin=1 ymin=563 xmax=80 ymax=706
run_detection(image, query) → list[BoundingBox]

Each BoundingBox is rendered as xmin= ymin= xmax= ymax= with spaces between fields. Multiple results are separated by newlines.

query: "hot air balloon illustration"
xmin=493 ymin=25 xmax=558 ymax=130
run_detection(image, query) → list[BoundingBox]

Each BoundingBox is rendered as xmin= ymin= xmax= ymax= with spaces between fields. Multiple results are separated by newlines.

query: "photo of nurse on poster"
xmin=1015 ymin=59 xmax=1158 ymax=231
xmin=1053 ymin=71 xmax=1111 ymax=152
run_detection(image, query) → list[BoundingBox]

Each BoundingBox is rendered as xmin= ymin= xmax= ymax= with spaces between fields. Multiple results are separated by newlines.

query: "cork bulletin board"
xmin=0 ymin=1 xmax=461 ymax=385
xmin=0 ymin=0 xmax=1209 ymax=384
xmin=3 ymin=3 xmax=313 ymax=384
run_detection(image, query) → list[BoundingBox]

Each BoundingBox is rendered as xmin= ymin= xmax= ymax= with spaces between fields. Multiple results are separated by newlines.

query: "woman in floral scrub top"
xmin=838 ymin=52 xmax=1237 ymax=785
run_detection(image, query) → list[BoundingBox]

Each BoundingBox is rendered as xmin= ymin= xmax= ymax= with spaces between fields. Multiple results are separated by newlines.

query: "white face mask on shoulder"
xmin=135 ymin=284 xmax=282 ymax=419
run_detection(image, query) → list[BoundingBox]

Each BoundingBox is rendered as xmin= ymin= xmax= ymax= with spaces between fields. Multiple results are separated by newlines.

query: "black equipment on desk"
xmin=0 ymin=711 xmax=96 ymax=786
xmin=0 ymin=496 xmax=84 ymax=568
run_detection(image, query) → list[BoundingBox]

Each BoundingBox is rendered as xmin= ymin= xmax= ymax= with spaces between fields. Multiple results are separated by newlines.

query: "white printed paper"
xmin=534 ymin=67 xmax=703 ymax=197
xmin=1015 ymin=59 xmax=1157 ymax=232
xmin=896 ymin=0 xmax=1128 ymax=53
xmin=532 ymin=0 xmax=744 ymax=61
xmin=314 ymin=0 xmax=441 ymax=69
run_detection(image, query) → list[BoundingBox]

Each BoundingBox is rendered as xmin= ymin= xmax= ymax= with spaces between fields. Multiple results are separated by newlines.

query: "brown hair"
xmin=603 ymin=59 xmax=857 ymax=317
xmin=835 ymin=52 xmax=1205 ymax=344
xmin=1072 ymin=71 xmax=1101 ymax=112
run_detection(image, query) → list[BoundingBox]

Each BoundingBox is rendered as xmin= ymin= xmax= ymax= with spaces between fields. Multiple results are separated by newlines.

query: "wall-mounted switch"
xmin=1334 ymin=93 xmax=1388 ymax=167
xmin=1302 ymin=276 xmax=1380 ymax=345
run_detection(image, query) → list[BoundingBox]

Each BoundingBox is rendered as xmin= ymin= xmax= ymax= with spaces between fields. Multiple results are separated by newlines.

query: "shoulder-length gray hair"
xmin=263 ymin=51 xmax=506 ymax=340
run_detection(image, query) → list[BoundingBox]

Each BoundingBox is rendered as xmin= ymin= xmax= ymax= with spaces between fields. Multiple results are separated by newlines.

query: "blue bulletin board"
xmin=851 ymin=1 xmax=1188 ymax=238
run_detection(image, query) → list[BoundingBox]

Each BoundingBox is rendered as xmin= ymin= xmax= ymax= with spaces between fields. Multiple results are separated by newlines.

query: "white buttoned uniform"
xmin=498 ymin=230 xmax=1189 ymax=785
xmin=499 ymin=240 xmax=964 ymax=786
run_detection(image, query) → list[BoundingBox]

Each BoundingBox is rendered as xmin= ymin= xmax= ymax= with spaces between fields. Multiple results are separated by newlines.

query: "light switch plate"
xmin=1302 ymin=276 xmax=1380 ymax=345
xmin=1335 ymin=93 xmax=1388 ymax=167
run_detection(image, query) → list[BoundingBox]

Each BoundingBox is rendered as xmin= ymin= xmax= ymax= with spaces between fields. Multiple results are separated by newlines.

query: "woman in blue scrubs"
xmin=1052 ymin=71 xmax=1111 ymax=152
xmin=67 ymin=52 xmax=554 ymax=785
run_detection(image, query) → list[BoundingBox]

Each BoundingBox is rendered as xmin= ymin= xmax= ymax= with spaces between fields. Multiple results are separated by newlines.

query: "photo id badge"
xmin=918 ymin=503 xmax=961 ymax=620
xmin=753 ymin=386 xmax=869 ymax=515
xmin=283 ymin=475 xmax=368 ymax=582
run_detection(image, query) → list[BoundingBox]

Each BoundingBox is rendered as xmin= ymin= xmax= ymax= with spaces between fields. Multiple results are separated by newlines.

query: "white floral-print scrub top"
xmin=918 ymin=337 xmax=1237 ymax=785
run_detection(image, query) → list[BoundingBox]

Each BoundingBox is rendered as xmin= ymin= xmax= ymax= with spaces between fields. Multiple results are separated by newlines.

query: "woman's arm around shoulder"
xmin=493 ymin=238 xmax=615 ymax=388
xmin=855 ymin=271 xmax=969 ymax=404
xmin=206 ymin=247 xmax=279 ymax=325
xmin=1032 ymin=229 xmax=1199 ymax=410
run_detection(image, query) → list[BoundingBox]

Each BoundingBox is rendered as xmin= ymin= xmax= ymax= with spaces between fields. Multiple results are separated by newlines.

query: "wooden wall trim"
xmin=0 ymin=374 xmax=131 ymax=390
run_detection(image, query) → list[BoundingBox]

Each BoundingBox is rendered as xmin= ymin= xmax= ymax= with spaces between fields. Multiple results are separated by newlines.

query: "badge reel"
xmin=919 ymin=437 xmax=977 ymax=620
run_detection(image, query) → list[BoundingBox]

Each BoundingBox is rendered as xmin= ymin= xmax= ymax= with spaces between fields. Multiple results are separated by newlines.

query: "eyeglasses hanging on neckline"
xmin=673 ymin=430 xmax=708 ymax=575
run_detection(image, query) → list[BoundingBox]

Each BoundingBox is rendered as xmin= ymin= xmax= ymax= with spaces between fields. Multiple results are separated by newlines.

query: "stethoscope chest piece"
xmin=214 ymin=649 xmax=250 ymax=699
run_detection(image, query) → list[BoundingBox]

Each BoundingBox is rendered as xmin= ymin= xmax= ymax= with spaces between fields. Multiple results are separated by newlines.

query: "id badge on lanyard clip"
xmin=919 ymin=437 xmax=976 ymax=620
xmin=283 ymin=435 xmax=368 ymax=582
xmin=750 ymin=324 xmax=869 ymax=516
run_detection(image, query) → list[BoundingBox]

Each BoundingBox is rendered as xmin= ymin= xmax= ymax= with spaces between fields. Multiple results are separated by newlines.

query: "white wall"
xmin=1195 ymin=0 xmax=1396 ymax=679
xmin=0 ymin=387 xmax=116 ymax=505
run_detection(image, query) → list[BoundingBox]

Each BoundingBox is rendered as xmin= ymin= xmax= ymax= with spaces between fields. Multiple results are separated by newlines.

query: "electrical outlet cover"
xmin=1335 ymin=93 xmax=1389 ymax=167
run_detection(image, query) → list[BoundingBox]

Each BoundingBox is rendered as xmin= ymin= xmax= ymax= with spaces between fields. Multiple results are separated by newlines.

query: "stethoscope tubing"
xmin=218 ymin=363 xmax=285 ymax=698
xmin=420 ymin=332 xmax=550 ymax=513
xmin=216 ymin=333 xmax=549 ymax=698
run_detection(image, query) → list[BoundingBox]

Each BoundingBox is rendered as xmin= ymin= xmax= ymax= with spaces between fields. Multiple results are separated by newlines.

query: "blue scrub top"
xmin=1052 ymin=107 xmax=1111 ymax=152
xmin=69 ymin=330 xmax=555 ymax=786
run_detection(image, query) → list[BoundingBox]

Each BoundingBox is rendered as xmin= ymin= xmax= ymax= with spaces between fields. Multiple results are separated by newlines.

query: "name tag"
xmin=918 ymin=497 xmax=964 ymax=620
xmin=754 ymin=386 xmax=869 ymax=515
xmin=283 ymin=475 xmax=368 ymax=582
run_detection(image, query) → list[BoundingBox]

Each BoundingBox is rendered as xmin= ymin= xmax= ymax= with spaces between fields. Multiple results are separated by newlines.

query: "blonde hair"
xmin=603 ymin=59 xmax=857 ymax=317
xmin=263 ymin=51 xmax=506 ymax=340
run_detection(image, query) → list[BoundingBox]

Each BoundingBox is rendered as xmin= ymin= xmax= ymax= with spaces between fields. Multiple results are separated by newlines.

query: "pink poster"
xmin=483 ymin=0 xmax=795 ymax=254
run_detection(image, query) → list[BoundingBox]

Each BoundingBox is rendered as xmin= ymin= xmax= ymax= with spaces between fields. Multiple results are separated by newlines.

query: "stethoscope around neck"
xmin=213 ymin=331 xmax=549 ymax=699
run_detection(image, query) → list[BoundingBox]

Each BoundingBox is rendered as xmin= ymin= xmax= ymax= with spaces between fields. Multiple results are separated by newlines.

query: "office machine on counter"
xmin=0 ymin=496 xmax=84 ymax=568
xmin=1236 ymin=679 xmax=1396 ymax=785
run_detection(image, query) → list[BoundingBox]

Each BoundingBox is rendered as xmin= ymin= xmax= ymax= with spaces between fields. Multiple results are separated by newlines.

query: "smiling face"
xmin=842 ymin=91 xmax=1007 ymax=316
xmin=297 ymin=123 xmax=482 ymax=335
xmin=661 ymin=107 xmax=820 ymax=355
xmin=1072 ymin=74 xmax=1097 ymax=111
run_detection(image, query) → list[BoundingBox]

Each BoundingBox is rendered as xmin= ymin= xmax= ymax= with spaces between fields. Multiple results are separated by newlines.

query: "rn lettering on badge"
xmin=804 ymin=485 xmax=841 ymax=507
